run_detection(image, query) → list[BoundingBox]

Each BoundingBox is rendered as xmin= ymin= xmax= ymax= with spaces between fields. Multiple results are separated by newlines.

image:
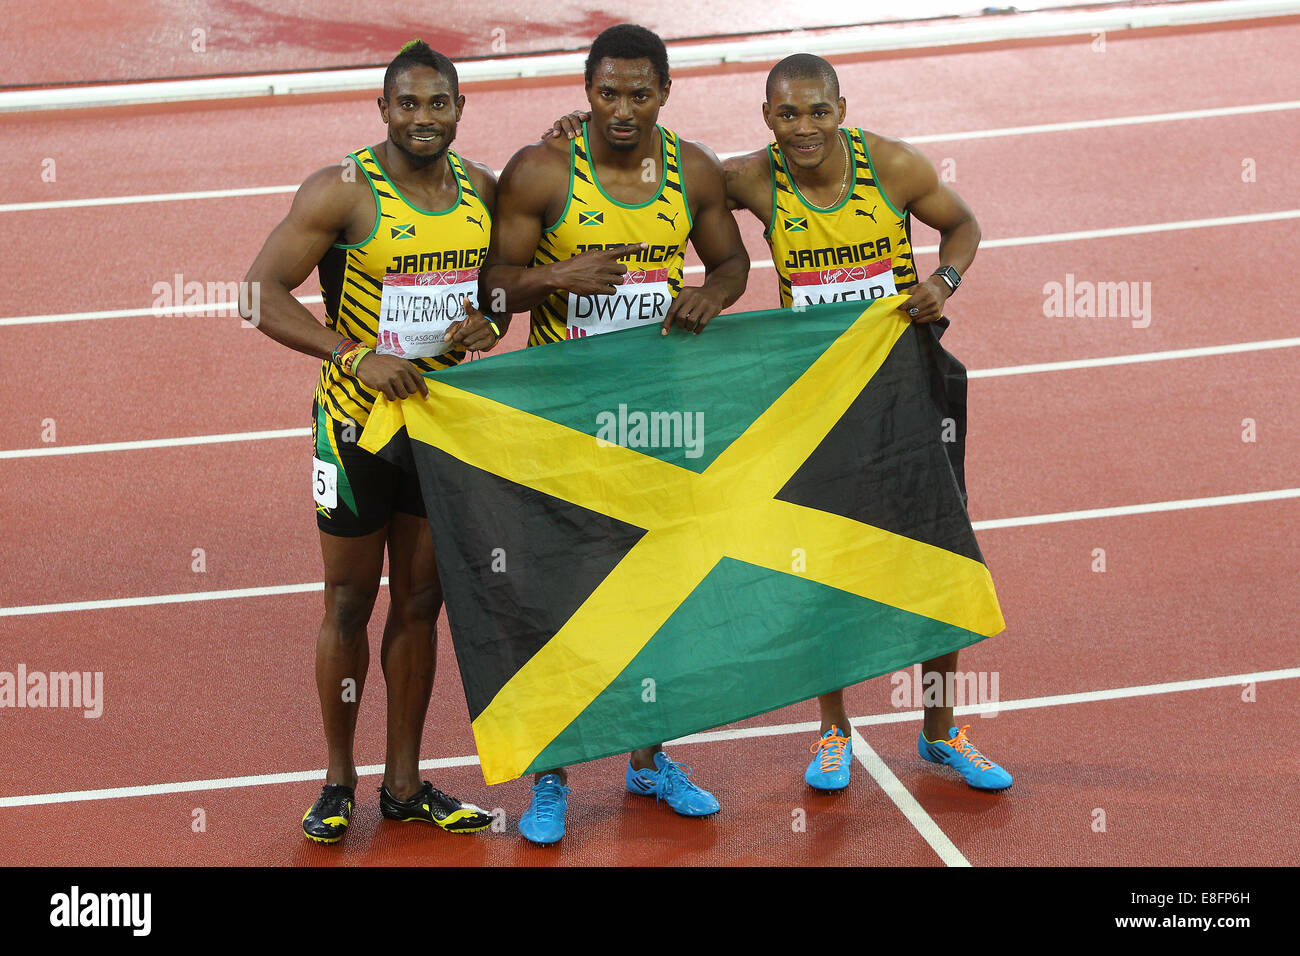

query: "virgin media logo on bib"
xmin=791 ymin=259 xmax=896 ymax=307
xmin=567 ymin=267 xmax=671 ymax=339
xmin=376 ymin=267 xmax=479 ymax=358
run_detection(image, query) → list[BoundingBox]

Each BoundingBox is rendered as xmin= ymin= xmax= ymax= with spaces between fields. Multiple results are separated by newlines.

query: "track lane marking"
xmin=3 ymin=667 xmax=1294 ymax=808
xmin=3 ymin=101 xmax=1298 ymax=213
xmin=849 ymin=727 xmax=971 ymax=866
xmin=3 ymin=335 xmax=1297 ymax=459
xmin=5 ymin=209 xmax=1295 ymax=326
xmin=1 ymin=489 xmax=1294 ymax=616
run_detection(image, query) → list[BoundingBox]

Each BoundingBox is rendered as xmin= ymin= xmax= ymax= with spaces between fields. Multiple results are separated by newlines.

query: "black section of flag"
xmin=413 ymin=444 xmax=648 ymax=721
xmin=776 ymin=322 xmax=982 ymax=563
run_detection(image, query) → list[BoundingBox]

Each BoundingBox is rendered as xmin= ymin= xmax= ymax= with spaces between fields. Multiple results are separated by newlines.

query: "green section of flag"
xmin=428 ymin=301 xmax=866 ymax=473
xmin=529 ymin=556 xmax=982 ymax=772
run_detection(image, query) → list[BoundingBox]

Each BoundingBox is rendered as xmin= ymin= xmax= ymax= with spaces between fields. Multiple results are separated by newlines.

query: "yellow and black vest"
xmin=766 ymin=127 xmax=919 ymax=309
xmin=314 ymin=146 xmax=490 ymax=425
xmin=528 ymin=122 xmax=690 ymax=346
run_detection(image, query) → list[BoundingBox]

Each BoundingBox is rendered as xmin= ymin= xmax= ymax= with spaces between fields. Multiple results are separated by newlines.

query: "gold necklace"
xmin=828 ymin=133 xmax=851 ymax=207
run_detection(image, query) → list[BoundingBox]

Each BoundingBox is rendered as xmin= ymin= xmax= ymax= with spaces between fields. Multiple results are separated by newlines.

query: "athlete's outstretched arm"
xmin=665 ymin=142 xmax=750 ymax=334
xmin=877 ymin=140 xmax=981 ymax=324
xmin=480 ymin=143 xmax=643 ymax=314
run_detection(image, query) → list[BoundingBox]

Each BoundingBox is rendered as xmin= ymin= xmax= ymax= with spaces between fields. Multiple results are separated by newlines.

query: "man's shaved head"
xmin=765 ymin=53 xmax=839 ymax=102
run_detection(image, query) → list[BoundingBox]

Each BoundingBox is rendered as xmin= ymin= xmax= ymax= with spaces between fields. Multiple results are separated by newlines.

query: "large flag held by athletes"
xmin=360 ymin=295 xmax=1004 ymax=785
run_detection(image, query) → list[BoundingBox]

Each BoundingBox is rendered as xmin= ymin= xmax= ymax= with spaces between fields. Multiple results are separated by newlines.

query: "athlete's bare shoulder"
xmin=677 ymin=137 xmax=725 ymax=178
xmin=459 ymin=157 xmax=499 ymax=208
xmin=860 ymin=130 xmax=937 ymax=210
xmin=291 ymin=158 xmax=375 ymax=237
xmin=675 ymin=138 xmax=730 ymax=216
xmin=497 ymin=138 xmax=571 ymax=206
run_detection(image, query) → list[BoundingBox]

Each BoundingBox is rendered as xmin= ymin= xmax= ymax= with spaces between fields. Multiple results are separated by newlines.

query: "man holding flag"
xmin=479 ymin=24 xmax=749 ymax=845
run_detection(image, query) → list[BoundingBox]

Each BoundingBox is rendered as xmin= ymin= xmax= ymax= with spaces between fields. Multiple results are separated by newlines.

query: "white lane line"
xmin=849 ymin=727 xmax=970 ymax=866
xmin=902 ymin=100 xmax=1300 ymax=144
xmin=0 ymin=427 xmax=311 ymax=460
xmin=9 ymin=667 xmax=1290 ymax=813
xmin=2 ymin=330 xmax=1295 ymax=460
xmin=0 ymin=184 xmax=298 ymax=212
xmin=969 ymin=337 xmax=1300 ymax=378
xmin=0 ymin=295 xmax=322 ymax=327
xmin=5 ymin=100 xmax=1298 ymax=213
xmin=971 ymin=488 xmax=1300 ymax=531
xmin=6 ymin=207 xmax=1298 ymax=328
xmin=0 ymin=753 xmax=475 ymax=809
xmin=680 ymin=209 xmax=1300 ymax=275
xmin=669 ymin=667 xmax=1300 ymax=742
xmin=2 ymin=487 xmax=1294 ymax=618
xmin=0 ymin=576 xmax=387 ymax=618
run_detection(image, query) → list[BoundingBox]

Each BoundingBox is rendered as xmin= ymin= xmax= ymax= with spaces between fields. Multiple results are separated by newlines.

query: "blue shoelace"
xmin=529 ymin=779 xmax=570 ymax=819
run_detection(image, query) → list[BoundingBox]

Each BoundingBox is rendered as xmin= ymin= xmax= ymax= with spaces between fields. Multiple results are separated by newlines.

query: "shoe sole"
xmin=303 ymin=830 xmax=345 ymax=844
xmin=382 ymin=813 xmax=493 ymax=833
xmin=922 ymin=751 xmax=1012 ymax=792
xmin=808 ymin=784 xmax=848 ymax=794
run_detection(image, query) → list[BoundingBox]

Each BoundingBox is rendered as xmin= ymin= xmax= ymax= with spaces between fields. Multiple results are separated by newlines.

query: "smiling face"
xmin=378 ymin=64 xmax=464 ymax=164
xmin=585 ymin=57 xmax=670 ymax=152
xmin=763 ymin=77 xmax=847 ymax=172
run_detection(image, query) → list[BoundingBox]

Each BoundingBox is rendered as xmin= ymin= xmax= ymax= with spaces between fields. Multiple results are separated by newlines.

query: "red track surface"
xmin=2 ymin=18 xmax=1298 ymax=867
xmin=1 ymin=0 xmax=1001 ymax=87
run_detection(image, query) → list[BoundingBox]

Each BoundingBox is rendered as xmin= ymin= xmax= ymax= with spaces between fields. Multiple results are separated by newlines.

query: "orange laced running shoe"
xmin=805 ymin=726 xmax=852 ymax=792
xmin=918 ymin=725 xmax=1012 ymax=791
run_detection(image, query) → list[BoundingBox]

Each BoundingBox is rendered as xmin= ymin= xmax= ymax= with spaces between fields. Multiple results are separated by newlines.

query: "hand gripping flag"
xmin=360 ymin=295 xmax=1003 ymax=784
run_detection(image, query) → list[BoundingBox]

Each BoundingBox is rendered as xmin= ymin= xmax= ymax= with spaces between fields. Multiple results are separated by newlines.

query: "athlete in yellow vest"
xmin=245 ymin=41 xmax=499 ymax=845
xmin=544 ymin=52 xmax=1011 ymax=797
xmin=724 ymin=55 xmax=1012 ymax=796
xmin=482 ymin=24 xmax=749 ymax=846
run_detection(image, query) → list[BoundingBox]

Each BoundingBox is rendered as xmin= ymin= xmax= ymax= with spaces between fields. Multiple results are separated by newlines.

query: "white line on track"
xmin=5 ymin=209 xmax=1297 ymax=328
xmin=1 ymin=489 xmax=1293 ymax=617
xmin=3 ymin=667 xmax=1293 ymax=809
xmin=969 ymin=337 xmax=1300 ymax=378
xmin=681 ymin=209 xmax=1300 ymax=275
xmin=849 ymin=727 xmax=970 ymax=866
xmin=970 ymin=488 xmax=1300 ymax=530
xmin=2 ymin=333 xmax=1296 ymax=461
xmin=0 ymin=427 xmax=311 ymax=459
xmin=3 ymin=101 xmax=1297 ymax=214
xmin=0 ymin=295 xmax=323 ymax=327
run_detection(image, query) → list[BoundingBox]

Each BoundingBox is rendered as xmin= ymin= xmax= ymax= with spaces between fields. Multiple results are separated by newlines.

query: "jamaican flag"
xmin=360 ymin=295 xmax=1003 ymax=785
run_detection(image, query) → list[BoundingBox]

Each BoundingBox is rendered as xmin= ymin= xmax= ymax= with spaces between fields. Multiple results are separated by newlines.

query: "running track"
xmin=1 ymin=17 xmax=1297 ymax=867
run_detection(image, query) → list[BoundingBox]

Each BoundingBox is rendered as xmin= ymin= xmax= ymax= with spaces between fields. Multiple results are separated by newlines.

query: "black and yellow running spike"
xmin=378 ymin=781 xmax=493 ymax=833
xmin=302 ymin=784 xmax=355 ymax=844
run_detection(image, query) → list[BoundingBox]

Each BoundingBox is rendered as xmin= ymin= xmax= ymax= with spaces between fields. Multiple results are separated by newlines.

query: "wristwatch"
xmin=932 ymin=266 xmax=962 ymax=294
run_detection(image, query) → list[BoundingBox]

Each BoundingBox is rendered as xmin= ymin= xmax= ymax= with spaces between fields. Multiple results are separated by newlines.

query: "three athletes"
xmin=251 ymin=30 xmax=1008 ymax=851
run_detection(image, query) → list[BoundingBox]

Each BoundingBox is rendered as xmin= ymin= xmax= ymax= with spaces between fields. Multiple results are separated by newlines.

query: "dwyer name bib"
xmin=376 ymin=268 xmax=479 ymax=358
xmin=790 ymin=259 xmax=896 ymax=308
xmin=566 ymin=268 xmax=671 ymax=339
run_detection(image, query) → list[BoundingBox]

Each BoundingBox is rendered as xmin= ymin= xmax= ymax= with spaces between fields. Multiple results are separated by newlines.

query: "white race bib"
xmin=790 ymin=259 xmax=896 ymax=308
xmin=312 ymin=457 xmax=338 ymax=509
xmin=376 ymin=268 xmax=479 ymax=358
xmin=566 ymin=267 xmax=671 ymax=339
